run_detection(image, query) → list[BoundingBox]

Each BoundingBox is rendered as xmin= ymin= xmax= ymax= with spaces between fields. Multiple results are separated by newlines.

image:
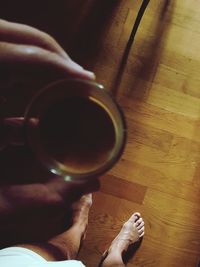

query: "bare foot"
xmin=100 ymin=212 xmax=145 ymax=267
xmin=71 ymin=193 xmax=93 ymax=240
xmin=110 ymin=212 xmax=144 ymax=253
xmin=44 ymin=194 xmax=93 ymax=260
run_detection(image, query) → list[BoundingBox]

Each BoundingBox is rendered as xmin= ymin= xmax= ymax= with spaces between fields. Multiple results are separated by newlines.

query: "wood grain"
xmin=73 ymin=0 xmax=200 ymax=266
xmin=2 ymin=0 xmax=200 ymax=266
xmin=100 ymin=174 xmax=147 ymax=204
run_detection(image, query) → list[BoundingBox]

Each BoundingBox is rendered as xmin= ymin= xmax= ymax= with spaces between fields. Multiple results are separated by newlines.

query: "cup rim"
xmin=24 ymin=78 xmax=127 ymax=181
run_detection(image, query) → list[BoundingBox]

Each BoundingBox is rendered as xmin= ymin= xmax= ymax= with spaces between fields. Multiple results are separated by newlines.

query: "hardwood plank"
xmin=110 ymin=159 xmax=200 ymax=204
xmin=119 ymin=97 xmax=200 ymax=143
xmin=100 ymin=174 xmax=147 ymax=204
xmin=145 ymin=84 xmax=200 ymax=118
xmin=127 ymin=119 xmax=173 ymax=153
xmin=122 ymin=140 xmax=198 ymax=183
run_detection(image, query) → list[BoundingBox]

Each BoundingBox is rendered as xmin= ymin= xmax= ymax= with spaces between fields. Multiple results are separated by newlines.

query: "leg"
xmin=100 ymin=212 xmax=145 ymax=267
xmin=17 ymin=194 xmax=92 ymax=261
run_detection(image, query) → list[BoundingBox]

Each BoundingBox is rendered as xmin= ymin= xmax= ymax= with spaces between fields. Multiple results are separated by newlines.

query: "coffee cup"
xmin=6 ymin=79 xmax=127 ymax=181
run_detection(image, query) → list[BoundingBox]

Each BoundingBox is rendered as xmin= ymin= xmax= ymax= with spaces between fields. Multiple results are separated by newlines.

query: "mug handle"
xmin=0 ymin=117 xmax=25 ymax=150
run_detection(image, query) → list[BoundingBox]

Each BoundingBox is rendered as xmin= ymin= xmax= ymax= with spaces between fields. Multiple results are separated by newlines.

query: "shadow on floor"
xmin=111 ymin=0 xmax=173 ymax=99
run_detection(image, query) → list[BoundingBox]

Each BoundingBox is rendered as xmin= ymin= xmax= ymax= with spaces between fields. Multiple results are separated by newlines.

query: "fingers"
xmin=0 ymin=183 xmax=58 ymax=224
xmin=46 ymin=176 xmax=100 ymax=206
xmin=0 ymin=174 xmax=99 ymax=225
xmin=0 ymin=42 xmax=95 ymax=86
xmin=0 ymin=19 xmax=68 ymax=60
xmin=0 ymin=19 xmax=96 ymax=89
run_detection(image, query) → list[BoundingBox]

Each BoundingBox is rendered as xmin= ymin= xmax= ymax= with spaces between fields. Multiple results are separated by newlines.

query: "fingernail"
xmin=85 ymin=71 xmax=96 ymax=80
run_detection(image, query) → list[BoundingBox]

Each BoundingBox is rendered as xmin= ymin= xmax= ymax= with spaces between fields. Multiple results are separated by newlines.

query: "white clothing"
xmin=0 ymin=247 xmax=86 ymax=267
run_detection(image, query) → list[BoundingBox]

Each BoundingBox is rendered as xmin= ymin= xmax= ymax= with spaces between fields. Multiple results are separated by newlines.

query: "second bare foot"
xmin=100 ymin=212 xmax=145 ymax=267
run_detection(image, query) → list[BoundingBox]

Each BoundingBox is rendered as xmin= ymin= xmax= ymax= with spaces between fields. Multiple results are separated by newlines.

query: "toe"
xmin=138 ymin=226 xmax=145 ymax=236
xmin=129 ymin=212 xmax=141 ymax=223
xmin=136 ymin=218 xmax=143 ymax=227
xmin=137 ymin=221 xmax=145 ymax=230
xmin=139 ymin=231 xmax=145 ymax=238
xmin=134 ymin=212 xmax=141 ymax=219
xmin=81 ymin=193 xmax=93 ymax=207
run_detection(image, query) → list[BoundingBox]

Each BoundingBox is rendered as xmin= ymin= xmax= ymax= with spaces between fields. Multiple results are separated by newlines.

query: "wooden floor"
xmin=68 ymin=1 xmax=200 ymax=266
xmin=1 ymin=0 xmax=200 ymax=266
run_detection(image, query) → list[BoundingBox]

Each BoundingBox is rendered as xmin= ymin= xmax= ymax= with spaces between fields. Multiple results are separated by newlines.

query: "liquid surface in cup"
xmin=39 ymin=96 xmax=116 ymax=173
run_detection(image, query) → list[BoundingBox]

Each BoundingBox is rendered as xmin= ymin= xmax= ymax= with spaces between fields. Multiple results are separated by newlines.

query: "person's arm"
xmin=0 ymin=19 xmax=99 ymax=247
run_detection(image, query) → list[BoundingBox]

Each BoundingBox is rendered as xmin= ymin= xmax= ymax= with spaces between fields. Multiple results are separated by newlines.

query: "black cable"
xmin=111 ymin=0 xmax=150 ymax=95
xmin=127 ymin=0 xmax=150 ymax=48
